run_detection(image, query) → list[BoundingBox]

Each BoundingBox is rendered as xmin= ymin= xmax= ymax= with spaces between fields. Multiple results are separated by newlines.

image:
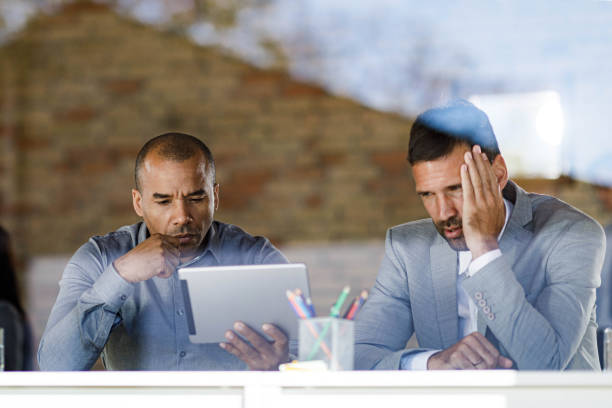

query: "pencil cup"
xmin=298 ymin=317 xmax=354 ymax=370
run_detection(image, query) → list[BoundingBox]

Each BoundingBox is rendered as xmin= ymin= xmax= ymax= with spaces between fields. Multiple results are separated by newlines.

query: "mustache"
xmin=169 ymin=226 xmax=200 ymax=236
xmin=436 ymin=216 xmax=462 ymax=230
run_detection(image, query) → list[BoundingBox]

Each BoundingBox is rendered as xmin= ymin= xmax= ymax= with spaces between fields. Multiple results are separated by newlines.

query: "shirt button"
xmin=483 ymin=306 xmax=491 ymax=314
xmin=487 ymin=313 xmax=495 ymax=320
xmin=478 ymin=299 xmax=487 ymax=307
xmin=120 ymin=295 xmax=127 ymax=301
xmin=474 ymin=292 xmax=483 ymax=300
xmin=177 ymin=309 xmax=185 ymax=316
xmin=179 ymin=351 xmax=186 ymax=358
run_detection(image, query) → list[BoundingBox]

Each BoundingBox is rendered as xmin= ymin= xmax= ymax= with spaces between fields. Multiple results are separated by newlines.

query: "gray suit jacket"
xmin=596 ymin=224 xmax=612 ymax=329
xmin=355 ymin=181 xmax=605 ymax=370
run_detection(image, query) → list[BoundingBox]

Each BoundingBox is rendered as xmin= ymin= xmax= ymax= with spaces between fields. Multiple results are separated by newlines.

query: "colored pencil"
xmin=345 ymin=289 xmax=368 ymax=320
xmin=285 ymin=290 xmax=333 ymax=359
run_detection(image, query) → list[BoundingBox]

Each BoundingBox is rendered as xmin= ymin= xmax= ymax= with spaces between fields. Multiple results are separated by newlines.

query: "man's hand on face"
xmin=427 ymin=332 xmax=513 ymax=370
xmin=460 ymin=145 xmax=506 ymax=259
xmin=220 ymin=322 xmax=290 ymax=370
xmin=113 ymin=233 xmax=181 ymax=283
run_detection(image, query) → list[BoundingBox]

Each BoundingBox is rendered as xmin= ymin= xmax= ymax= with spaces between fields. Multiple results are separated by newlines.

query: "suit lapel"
xmin=430 ymin=237 xmax=460 ymax=349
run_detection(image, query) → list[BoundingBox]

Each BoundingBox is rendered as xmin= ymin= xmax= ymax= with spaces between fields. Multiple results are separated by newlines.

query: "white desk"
xmin=1 ymin=371 xmax=612 ymax=407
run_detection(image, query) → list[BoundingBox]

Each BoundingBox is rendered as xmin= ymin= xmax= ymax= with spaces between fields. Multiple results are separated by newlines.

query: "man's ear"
xmin=132 ymin=189 xmax=144 ymax=217
xmin=213 ymin=183 xmax=220 ymax=211
xmin=492 ymin=154 xmax=509 ymax=191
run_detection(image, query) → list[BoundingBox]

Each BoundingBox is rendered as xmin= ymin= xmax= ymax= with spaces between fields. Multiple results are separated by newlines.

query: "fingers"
xmin=162 ymin=235 xmax=182 ymax=253
xmin=219 ymin=322 xmax=288 ymax=370
xmin=467 ymin=332 xmax=498 ymax=368
xmin=463 ymin=149 xmax=484 ymax=203
xmin=155 ymin=235 xmax=181 ymax=278
xmin=262 ymin=324 xmax=289 ymax=354
xmin=159 ymin=235 xmax=181 ymax=260
xmin=465 ymin=332 xmax=515 ymax=369
xmin=464 ymin=147 xmax=488 ymax=203
xmin=429 ymin=332 xmax=506 ymax=370
xmin=498 ymin=355 xmax=514 ymax=369
xmin=220 ymin=328 xmax=261 ymax=365
xmin=465 ymin=145 xmax=501 ymax=202
xmin=235 ymin=322 xmax=275 ymax=356
xmin=454 ymin=339 xmax=486 ymax=369
xmin=114 ymin=234 xmax=181 ymax=282
xmin=461 ymin=162 xmax=475 ymax=205
xmin=481 ymin=151 xmax=501 ymax=194
xmin=429 ymin=332 xmax=513 ymax=370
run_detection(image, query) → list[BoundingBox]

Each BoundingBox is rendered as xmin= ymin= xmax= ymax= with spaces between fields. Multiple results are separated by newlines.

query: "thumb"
xmin=498 ymin=356 xmax=514 ymax=369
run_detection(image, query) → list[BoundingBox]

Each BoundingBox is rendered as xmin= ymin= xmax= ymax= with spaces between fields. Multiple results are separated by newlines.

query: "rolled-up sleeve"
xmin=38 ymin=240 xmax=134 ymax=370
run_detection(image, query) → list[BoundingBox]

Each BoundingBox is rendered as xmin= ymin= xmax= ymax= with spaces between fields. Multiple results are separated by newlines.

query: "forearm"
xmin=38 ymin=305 xmax=114 ymax=370
xmin=39 ymin=263 xmax=133 ymax=370
xmin=354 ymin=290 xmax=414 ymax=370
xmin=355 ymin=229 xmax=418 ymax=370
xmin=354 ymin=343 xmax=410 ymax=370
xmin=463 ymin=254 xmax=597 ymax=369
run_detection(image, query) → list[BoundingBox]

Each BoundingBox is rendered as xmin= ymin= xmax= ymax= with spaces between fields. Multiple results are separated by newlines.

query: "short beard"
xmin=434 ymin=216 xmax=469 ymax=251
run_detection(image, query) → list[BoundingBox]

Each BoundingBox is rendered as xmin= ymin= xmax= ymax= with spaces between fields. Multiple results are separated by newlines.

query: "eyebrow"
xmin=416 ymin=184 xmax=462 ymax=195
xmin=152 ymin=193 xmax=171 ymax=200
xmin=186 ymin=189 xmax=206 ymax=197
xmin=152 ymin=189 xmax=206 ymax=200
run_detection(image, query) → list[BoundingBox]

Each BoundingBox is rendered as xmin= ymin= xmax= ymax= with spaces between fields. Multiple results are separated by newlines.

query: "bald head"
xmin=135 ymin=132 xmax=215 ymax=191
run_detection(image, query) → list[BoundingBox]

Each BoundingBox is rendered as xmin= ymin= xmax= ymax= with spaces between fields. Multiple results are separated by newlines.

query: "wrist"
xmin=469 ymin=239 xmax=499 ymax=260
xmin=113 ymin=256 xmax=136 ymax=283
xmin=426 ymin=351 xmax=442 ymax=370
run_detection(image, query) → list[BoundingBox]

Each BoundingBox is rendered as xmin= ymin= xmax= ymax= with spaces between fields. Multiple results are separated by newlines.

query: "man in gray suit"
xmin=355 ymin=100 xmax=605 ymax=370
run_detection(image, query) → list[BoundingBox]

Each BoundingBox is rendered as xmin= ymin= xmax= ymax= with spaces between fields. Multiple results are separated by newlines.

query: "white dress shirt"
xmin=401 ymin=198 xmax=513 ymax=369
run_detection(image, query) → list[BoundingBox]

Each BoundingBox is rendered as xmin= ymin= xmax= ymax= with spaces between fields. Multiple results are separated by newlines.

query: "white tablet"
xmin=178 ymin=263 xmax=310 ymax=343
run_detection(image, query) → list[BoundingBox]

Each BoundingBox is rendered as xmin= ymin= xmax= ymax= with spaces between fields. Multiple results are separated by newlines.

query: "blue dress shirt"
xmin=38 ymin=221 xmax=288 ymax=371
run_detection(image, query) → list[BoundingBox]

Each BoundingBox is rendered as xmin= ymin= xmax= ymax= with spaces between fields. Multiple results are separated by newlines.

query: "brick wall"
xmin=2 ymin=3 xmax=607 ymax=261
xmin=0 ymin=2 xmax=426 ymax=260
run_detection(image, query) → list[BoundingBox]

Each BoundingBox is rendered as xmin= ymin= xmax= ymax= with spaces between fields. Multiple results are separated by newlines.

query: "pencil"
xmin=343 ymin=296 xmax=360 ymax=320
xmin=285 ymin=290 xmax=333 ymax=359
xmin=330 ymin=285 xmax=350 ymax=318
xmin=286 ymin=290 xmax=309 ymax=319
xmin=294 ymin=288 xmax=316 ymax=317
xmin=346 ymin=289 xmax=368 ymax=320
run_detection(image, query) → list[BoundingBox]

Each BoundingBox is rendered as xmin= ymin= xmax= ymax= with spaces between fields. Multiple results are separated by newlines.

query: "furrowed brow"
xmin=152 ymin=193 xmax=172 ymax=200
xmin=186 ymin=189 xmax=206 ymax=197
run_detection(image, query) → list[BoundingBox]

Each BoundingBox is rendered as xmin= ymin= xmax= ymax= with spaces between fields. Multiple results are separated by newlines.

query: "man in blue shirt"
xmin=38 ymin=132 xmax=290 ymax=370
